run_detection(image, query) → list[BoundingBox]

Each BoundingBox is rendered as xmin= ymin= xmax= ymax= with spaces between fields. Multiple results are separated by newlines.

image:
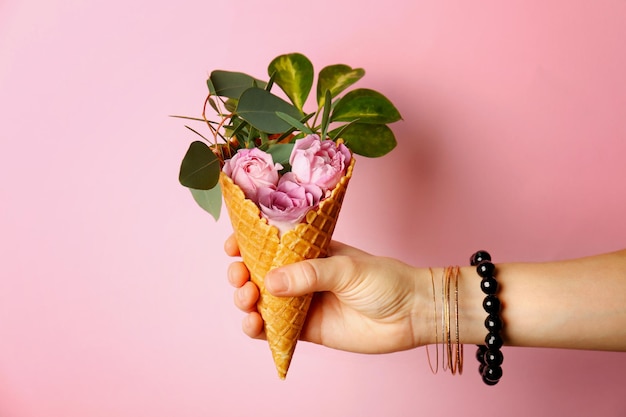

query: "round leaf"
xmin=236 ymin=87 xmax=302 ymax=134
xmin=268 ymin=53 xmax=313 ymax=111
xmin=190 ymin=185 xmax=222 ymax=221
xmin=316 ymin=64 xmax=365 ymax=106
xmin=179 ymin=141 xmax=221 ymax=190
xmin=209 ymin=70 xmax=267 ymax=99
xmin=331 ymin=123 xmax=397 ymax=157
xmin=331 ymin=88 xmax=402 ymax=124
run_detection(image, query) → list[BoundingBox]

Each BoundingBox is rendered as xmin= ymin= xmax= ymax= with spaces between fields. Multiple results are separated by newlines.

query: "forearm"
xmin=424 ymin=250 xmax=626 ymax=351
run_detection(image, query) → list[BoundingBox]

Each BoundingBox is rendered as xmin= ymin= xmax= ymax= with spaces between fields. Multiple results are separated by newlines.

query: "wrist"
xmin=411 ymin=266 xmax=487 ymax=348
xmin=410 ymin=267 xmax=438 ymax=347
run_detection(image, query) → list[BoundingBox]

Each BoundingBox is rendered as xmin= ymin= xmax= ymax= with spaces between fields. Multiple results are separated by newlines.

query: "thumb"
xmin=265 ymin=256 xmax=351 ymax=297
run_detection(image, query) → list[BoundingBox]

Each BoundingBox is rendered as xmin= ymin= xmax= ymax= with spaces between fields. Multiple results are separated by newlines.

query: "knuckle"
xmin=298 ymin=261 xmax=320 ymax=291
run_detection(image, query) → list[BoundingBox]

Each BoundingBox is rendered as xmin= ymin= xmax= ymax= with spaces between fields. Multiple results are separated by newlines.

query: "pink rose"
xmin=289 ymin=134 xmax=352 ymax=192
xmin=258 ymin=174 xmax=323 ymax=235
xmin=223 ymin=148 xmax=282 ymax=202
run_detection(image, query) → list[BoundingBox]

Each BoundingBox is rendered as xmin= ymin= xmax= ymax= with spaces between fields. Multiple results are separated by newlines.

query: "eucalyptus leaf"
xmin=317 ymin=64 xmax=365 ymax=106
xmin=210 ymin=70 xmax=267 ymax=99
xmin=266 ymin=143 xmax=295 ymax=165
xmin=224 ymin=98 xmax=238 ymax=113
xmin=330 ymin=123 xmax=397 ymax=157
xmin=268 ymin=53 xmax=313 ymax=112
xmin=179 ymin=141 xmax=221 ymax=190
xmin=190 ymin=185 xmax=222 ymax=221
xmin=236 ymin=87 xmax=302 ymax=134
xmin=208 ymin=96 xmax=220 ymax=113
xmin=331 ymin=88 xmax=402 ymax=124
xmin=206 ymin=78 xmax=216 ymax=95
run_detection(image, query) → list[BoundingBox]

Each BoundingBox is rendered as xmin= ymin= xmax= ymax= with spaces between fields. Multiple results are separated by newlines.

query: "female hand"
xmin=227 ymin=236 xmax=626 ymax=353
xmin=225 ymin=234 xmax=433 ymax=353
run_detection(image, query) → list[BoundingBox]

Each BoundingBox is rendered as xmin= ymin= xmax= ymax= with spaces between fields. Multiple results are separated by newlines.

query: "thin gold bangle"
xmin=453 ymin=266 xmax=464 ymax=374
xmin=425 ymin=268 xmax=439 ymax=374
xmin=446 ymin=266 xmax=455 ymax=373
xmin=441 ymin=267 xmax=449 ymax=372
xmin=447 ymin=266 xmax=455 ymax=375
xmin=443 ymin=266 xmax=454 ymax=372
xmin=448 ymin=266 xmax=462 ymax=375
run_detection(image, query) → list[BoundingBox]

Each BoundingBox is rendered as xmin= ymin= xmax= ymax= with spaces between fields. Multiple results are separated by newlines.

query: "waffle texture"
xmin=219 ymin=157 xmax=355 ymax=379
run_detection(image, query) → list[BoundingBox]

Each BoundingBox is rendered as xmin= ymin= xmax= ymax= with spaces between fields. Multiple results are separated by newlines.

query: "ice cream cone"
xmin=219 ymin=157 xmax=355 ymax=379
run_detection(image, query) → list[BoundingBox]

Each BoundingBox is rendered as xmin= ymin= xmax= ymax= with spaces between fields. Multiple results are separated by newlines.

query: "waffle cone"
xmin=219 ymin=157 xmax=355 ymax=379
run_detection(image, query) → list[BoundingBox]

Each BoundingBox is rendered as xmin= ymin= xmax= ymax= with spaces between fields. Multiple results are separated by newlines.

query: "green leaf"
xmin=236 ymin=87 xmax=302 ymax=134
xmin=266 ymin=143 xmax=295 ymax=166
xmin=320 ymin=89 xmax=332 ymax=140
xmin=276 ymin=112 xmax=313 ymax=134
xmin=224 ymin=98 xmax=238 ymax=113
xmin=206 ymin=78 xmax=216 ymax=95
xmin=328 ymin=120 xmax=358 ymax=141
xmin=267 ymin=53 xmax=313 ymax=112
xmin=331 ymin=88 xmax=402 ymax=124
xmin=209 ymin=70 xmax=267 ymax=99
xmin=179 ymin=141 xmax=221 ymax=190
xmin=227 ymin=117 xmax=248 ymax=141
xmin=169 ymin=115 xmax=207 ymax=123
xmin=184 ymin=125 xmax=211 ymax=142
xmin=208 ymin=96 xmax=220 ymax=113
xmin=330 ymin=123 xmax=397 ymax=157
xmin=190 ymin=185 xmax=222 ymax=221
xmin=316 ymin=64 xmax=365 ymax=106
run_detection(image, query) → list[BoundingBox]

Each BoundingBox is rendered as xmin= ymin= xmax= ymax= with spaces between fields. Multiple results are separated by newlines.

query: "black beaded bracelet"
xmin=470 ymin=250 xmax=504 ymax=386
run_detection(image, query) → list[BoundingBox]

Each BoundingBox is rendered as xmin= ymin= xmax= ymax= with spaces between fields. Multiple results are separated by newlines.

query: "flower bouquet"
xmin=177 ymin=53 xmax=401 ymax=379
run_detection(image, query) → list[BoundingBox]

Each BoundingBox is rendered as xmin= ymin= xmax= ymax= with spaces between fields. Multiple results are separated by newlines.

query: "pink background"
xmin=2 ymin=0 xmax=626 ymax=416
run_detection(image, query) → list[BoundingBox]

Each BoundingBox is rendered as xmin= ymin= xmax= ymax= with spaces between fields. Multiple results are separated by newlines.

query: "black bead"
xmin=482 ymin=295 xmax=501 ymax=314
xmin=480 ymin=277 xmax=498 ymax=295
xmin=476 ymin=261 xmax=495 ymax=278
xmin=482 ymin=375 xmax=500 ymax=386
xmin=482 ymin=365 xmax=503 ymax=383
xmin=484 ymin=349 xmax=504 ymax=367
xmin=485 ymin=332 xmax=504 ymax=350
xmin=484 ymin=314 xmax=503 ymax=333
xmin=476 ymin=345 xmax=488 ymax=364
xmin=470 ymin=251 xmax=491 ymax=266
xmin=470 ymin=250 xmax=504 ymax=386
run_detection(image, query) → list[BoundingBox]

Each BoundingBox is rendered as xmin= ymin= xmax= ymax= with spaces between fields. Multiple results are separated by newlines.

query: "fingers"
xmin=228 ymin=261 xmax=257 ymax=312
xmin=224 ymin=235 xmax=265 ymax=340
xmin=224 ymin=233 xmax=240 ymax=257
xmin=266 ymin=243 xmax=365 ymax=297
xmin=265 ymin=260 xmax=343 ymax=296
xmin=242 ymin=312 xmax=265 ymax=339
xmin=227 ymin=261 xmax=249 ymax=287
xmin=233 ymin=280 xmax=258 ymax=312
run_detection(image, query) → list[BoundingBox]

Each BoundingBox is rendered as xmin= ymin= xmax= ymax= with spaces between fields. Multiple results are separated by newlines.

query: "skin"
xmin=225 ymin=234 xmax=626 ymax=353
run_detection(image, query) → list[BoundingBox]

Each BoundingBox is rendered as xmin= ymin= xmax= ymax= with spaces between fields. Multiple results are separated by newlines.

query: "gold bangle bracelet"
xmin=425 ymin=268 xmax=439 ymax=374
xmin=453 ymin=266 xmax=463 ymax=374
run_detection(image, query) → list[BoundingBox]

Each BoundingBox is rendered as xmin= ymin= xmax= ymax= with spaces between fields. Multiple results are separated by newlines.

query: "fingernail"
xmin=266 ymin=271 xmax=288 ymax=294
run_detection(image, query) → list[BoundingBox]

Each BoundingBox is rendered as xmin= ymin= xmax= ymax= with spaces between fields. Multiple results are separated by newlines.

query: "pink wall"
xmin=2 ymin=0 xmax=626 ymax=416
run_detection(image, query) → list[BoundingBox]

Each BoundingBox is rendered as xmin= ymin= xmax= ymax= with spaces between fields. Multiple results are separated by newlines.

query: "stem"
xmin=202 ymin=93 xmax=233 ymax=162
xmin=202 ymin=94 xmax=218 ymax=142
xmin=311 ymin=104 xmax=323 ymax=132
